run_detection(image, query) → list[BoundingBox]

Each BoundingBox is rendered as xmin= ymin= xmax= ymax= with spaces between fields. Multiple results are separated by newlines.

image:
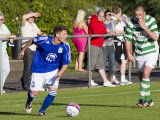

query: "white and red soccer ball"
xmin=66 ymin=102 xmax=80 ymax=117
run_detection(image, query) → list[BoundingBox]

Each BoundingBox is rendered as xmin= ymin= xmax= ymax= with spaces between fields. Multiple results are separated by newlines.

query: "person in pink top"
xmin=73 ymin=10 xmax=88 ymax=72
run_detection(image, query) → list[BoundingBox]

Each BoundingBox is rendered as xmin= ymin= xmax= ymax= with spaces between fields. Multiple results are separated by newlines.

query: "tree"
xmin=0 ymin=0 xmax=96 ymax=59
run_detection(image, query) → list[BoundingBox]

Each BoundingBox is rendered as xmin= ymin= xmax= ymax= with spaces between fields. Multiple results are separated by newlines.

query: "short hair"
xmin=135 ymin=5 xmax=145 ymax=12
xmin=53 ymin=25 xmax=67 ymax=36
xmin=0 ymin=13 xmax=4 ymax=17
xmin=112 ymin=7 xmax=121 ymax=14
xmin=86 ymin=13 xmax=92 ymax=19
xmin=97 ymin=9 xmax=104 ymax=15
xmin=104 ymin=9 xmax=111 ymax=17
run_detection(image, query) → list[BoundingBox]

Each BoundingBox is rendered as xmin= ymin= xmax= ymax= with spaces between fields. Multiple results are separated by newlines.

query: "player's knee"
xmin=49 ymin=90 xmax=57 ymax=96
xmin=30 ymin=91 xmax=38 ymax=97
xmin=50 ymin=86 xmax=58 ymax=91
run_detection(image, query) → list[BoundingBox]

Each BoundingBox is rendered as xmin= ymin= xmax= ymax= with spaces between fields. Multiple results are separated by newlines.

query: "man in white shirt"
xmin=20 ymin=10 xmax=43 ymax=90
xmin=0 ymin=12 xmax=16 ymax=93
xmin=112 ymin=6 xmax=133 ymax=85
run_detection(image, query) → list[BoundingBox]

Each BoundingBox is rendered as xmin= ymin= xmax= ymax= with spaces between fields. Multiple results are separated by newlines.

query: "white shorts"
xmin=136 ymin=52 xmax=159 ymax=72
xmin=30 ymin=69 xmax=59 ymax=91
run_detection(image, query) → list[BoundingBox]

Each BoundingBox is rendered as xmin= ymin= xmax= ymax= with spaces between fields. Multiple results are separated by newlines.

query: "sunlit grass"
xmin=0 ymin=82 xmax=160 ymax=120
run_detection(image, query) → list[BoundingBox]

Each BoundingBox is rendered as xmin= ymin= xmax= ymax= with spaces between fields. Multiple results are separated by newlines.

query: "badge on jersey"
xmin=58 ymin=47 xmax=63 ymax=53
xmin=46 ymin=53 xmax=57 ymax=62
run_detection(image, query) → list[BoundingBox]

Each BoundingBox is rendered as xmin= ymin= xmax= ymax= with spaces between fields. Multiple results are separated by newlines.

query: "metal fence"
xmin=0 ymin=34 xmax=141 ymax=95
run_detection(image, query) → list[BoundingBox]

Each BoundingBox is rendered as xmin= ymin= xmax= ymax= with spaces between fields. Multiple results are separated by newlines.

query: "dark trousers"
xmin=115 ymin=42 xmax=127 ymax=65
xmin=21 ymin=48 xmax=35 ymax=89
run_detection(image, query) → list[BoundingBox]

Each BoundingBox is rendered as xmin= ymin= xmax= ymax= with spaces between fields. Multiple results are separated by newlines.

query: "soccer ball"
xmin=66 ymin=102 xmax=80 ymax=117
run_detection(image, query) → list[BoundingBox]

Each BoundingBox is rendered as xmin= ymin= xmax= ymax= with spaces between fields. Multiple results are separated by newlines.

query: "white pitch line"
xmin=2 ymin=89 xmax=160 ymax=103
xmin=58 ymin=89 xmax=160 ymax=99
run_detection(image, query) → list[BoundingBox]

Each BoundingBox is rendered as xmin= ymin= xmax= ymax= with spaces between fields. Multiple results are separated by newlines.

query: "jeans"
xmin=21 ymin=48 xmax=35 ymax=88
xmin=102 ymin=45 xmax=115 ymax=77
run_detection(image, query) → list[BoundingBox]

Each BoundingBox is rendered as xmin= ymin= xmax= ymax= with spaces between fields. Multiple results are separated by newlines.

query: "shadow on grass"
xmin=0 ymin=112 xmax=37 ymax=116
xmin=34 ymin=102 xmax=136 ymax=109
xmin=55 ymin=103 xmax=136 ymax=108
xmin=54 ymin=103 xmax=137 ymax=118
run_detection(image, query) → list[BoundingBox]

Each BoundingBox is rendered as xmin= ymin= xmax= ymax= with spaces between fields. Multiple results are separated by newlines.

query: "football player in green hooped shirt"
xmin=125 ymin=5 xmax=159 ymax=108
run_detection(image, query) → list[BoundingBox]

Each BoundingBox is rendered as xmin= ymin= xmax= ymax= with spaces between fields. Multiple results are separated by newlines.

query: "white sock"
xmin=113 ymin=75 xmax=116 ymax=80
xmin=121 ymin=76 xmax=125 ymax=82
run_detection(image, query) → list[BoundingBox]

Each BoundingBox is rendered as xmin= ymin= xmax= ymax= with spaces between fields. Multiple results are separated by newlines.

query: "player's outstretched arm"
xmin=22 ymin=12 xmax=41 ymax=26
xmin=18 ymin=40 xmax=33 ymax=59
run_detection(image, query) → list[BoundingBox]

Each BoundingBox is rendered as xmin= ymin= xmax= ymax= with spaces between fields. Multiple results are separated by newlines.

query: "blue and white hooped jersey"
xmin=31 ymin=36 xmax=71 ymax=73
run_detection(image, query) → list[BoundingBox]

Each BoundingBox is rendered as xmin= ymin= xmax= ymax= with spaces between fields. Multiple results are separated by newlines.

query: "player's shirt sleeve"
xmin=32 ymin=36 xmax=49 ymax=46
xmin=124 ymin=20 xmax=133 ymax=42
xmin=62 ymin=42 xmax=71 ymax=65
xmin=58 ymin=42 xmax=71 ymax=70
xmin=149 ymin=17 xmax=159 ymax=38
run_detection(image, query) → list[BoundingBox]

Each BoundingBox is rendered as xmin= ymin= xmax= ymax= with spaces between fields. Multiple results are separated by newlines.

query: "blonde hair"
xmin=75 ymin=10 xmax=85 ymax=24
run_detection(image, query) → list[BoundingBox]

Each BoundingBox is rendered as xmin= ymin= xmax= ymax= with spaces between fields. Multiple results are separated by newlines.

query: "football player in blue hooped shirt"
xmin=19 ymin=25 xmax=71 ymax=116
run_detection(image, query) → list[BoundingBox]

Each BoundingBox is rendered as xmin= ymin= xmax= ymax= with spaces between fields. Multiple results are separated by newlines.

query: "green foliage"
xmin=1 ymin=0 xmax=160 ymax=59
xmin=0 ymin=0 xmax=95 ymax=59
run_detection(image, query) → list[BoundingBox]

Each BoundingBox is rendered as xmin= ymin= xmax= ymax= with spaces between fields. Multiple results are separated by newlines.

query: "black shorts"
xmin=115 ymin=42 xmax=127 ymax=64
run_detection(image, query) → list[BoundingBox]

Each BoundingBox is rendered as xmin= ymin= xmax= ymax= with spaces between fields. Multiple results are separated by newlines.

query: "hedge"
xmin=0 ymin=0 xmax=95 ymax=60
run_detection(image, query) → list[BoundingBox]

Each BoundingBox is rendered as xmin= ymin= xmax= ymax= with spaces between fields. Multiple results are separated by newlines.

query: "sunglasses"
xmin=27 ymin=17 xmax=35 ymax=21
xmin=29 ymin=16 xmax=35 ymax=19
xmin=106 ymin=14 xmax=111 ymax=16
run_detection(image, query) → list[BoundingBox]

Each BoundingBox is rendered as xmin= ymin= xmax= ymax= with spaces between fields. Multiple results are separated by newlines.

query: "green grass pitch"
xmin=0 ymin=82 xmax=160 ymax=120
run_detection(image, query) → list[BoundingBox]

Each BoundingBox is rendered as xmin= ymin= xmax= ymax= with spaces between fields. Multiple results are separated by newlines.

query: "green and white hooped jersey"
xmin=125 ymin=15 xmax=159 ymax=56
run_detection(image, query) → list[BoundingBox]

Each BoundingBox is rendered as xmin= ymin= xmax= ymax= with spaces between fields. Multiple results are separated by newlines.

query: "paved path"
xmin=4 ymin=67 xmax=160 ymax=94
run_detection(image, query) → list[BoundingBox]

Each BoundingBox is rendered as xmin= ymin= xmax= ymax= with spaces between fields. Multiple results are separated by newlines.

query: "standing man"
xmin=19 ymin=25 xmax=71 ymax=116
xmin=112 ymin=6 xmax=133 ymax=85
xmin=0 ymin=12 xmax=16 ymax=93
xmin=88 ymin=10 xmax=115 ymax=87
xmin=86 ymin=13 xmax=92 ymax=26
xmin=125 ymin=5 xmax=159 ymax=108
xmin=103 ymin=9 xmax=120 ymax=85
xmin=20 ymin=10 xmax=43 ymax=90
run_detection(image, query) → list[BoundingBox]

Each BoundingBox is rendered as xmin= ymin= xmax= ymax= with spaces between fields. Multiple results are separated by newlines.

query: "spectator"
xmin=73 ymin=10 xmax=88 ymax=72
xmin=103 ymin=9 xmax=120 ymax=85
xmin=83 ymin=13 xmax=92 ymax=69
xmin=0 ymin=12 xmax=16 ymax=93
xmin=112 ymin=6 xmax=133 ymax=85
xmin=86 ymin=13 xmax=92 ymax=26
xmin=88 ymin=10 xmax=115 ymax=87
xmin=125 ymin=5 xmax=159 ymax=108
xmin=19 ymin=10 xmax=43 ymax=90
